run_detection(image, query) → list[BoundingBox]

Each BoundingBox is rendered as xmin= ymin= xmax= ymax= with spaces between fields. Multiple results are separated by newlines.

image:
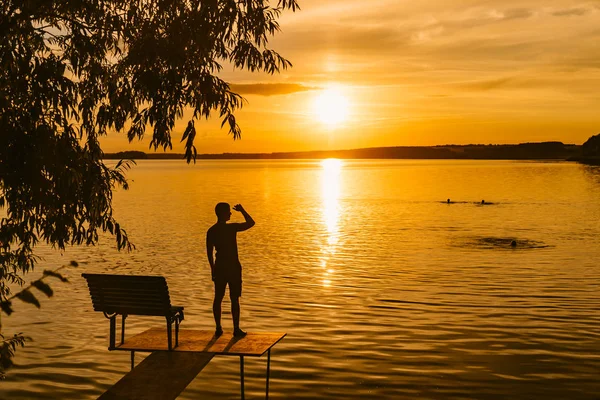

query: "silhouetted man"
xmin=207 ymin=203 xmax=255 ymax=337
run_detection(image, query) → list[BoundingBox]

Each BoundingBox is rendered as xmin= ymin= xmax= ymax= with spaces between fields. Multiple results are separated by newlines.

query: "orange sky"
xmin=101 ymin=0 xmax=600 ymax=153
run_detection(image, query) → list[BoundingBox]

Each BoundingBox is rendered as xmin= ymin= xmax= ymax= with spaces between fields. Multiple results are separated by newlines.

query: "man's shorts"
xmin=214 ymin=276 xmax=242 ymax=299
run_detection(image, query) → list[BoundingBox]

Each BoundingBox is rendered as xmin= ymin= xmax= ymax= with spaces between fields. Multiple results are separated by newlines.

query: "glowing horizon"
xmin=100 ymin=1 xmax=600 ymax=154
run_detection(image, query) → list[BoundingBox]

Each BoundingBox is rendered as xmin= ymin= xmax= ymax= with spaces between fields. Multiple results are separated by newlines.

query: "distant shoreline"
xmin=103 ymin=141 xmax=591 ymax=162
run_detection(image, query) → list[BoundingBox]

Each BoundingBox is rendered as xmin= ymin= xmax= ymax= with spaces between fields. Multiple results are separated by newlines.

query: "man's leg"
xmin=230 ymin=280 xmax=246 ymax=337
xmin=213 ymin=280 xmax=226 ymax=335
xmin=231 ymin=295 xmax=240 ymax=330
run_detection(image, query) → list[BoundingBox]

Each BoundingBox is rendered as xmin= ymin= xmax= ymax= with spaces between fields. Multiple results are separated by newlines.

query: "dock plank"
xmin=98 ymin=351 xmax=214 ymax=400
xmin=116 ymin=328 xmax=286 ymax=356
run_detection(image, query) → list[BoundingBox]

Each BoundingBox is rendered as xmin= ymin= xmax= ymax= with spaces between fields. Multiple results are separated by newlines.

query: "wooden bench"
xmin=82 ymin=274 xmax=184 ymax=351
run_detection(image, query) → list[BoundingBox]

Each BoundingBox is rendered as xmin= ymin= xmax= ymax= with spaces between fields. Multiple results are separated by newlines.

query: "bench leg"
xmin=109 ymin=316 xmax=116 ymax=350
xmin=175 ymin=318 xmax=180 ymax=347
xmin=166 ymin=317 xmax=173 ymax=351
xmin=121 ymin=315 xmax=127 ymax=345
xmin=131 ymin=351 xmax=135 ymax=371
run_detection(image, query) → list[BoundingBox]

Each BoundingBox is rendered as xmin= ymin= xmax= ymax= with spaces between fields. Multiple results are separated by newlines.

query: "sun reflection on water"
xmin=321 ymin=159 xmax=342 ymax=237
xmin=320 ymin=158 xmax=343 ymax=287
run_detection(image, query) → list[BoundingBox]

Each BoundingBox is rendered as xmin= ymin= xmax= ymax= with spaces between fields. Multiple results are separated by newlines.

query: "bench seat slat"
xmin=96 ymin=308 xmax=177 ymax=317
xmin=87 ymin=284 xmax=169 ymax=291
xmin=89 ymin=304 xmax=183 ymax=316
xmin=89 ymin=291 xmax=169 ymax=298
xmin=92 ymin=304 xmax=170 ymax=313
xmin=89 ymin=289 xmax=169 ymax=296
xmin=89 ymin=292 xmax=169 ymax=300
xmin=93 ymin=305 xmax=182 ymax=312
xmin=86 ymin=280 xmax=169 ymax=287
xmin=90 ymin=297 xmax=170 ymax=307
xmin=83 ymin=274 xmax=168 ymax=282
xmin=92 ymin=306 xmax=184 ymax=314
xmin=85 ymin=277 xmax=169 ymax=289
xmin=86 ymin=285 xmax=168 ymax=291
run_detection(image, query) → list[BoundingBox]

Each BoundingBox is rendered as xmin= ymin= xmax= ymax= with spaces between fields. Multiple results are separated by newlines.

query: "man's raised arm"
xmin=233 ymin=204 xmax=255 ymax=231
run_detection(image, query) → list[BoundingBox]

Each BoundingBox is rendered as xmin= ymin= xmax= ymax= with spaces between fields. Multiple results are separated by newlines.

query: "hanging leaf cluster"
xmin=0 ymin=261 xmax=76 ymax=377
xmin=0 ymin=333 xmax=27 ymax=379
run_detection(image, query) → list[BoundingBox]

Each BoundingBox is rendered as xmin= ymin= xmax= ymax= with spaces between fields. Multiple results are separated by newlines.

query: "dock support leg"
xmin=130 ymin=351 xmax=135 ymax=371
xmin=240 ymin=356 xmax=245 ymax=400
xmin=266 ymin=349 xmax=271 ymax=400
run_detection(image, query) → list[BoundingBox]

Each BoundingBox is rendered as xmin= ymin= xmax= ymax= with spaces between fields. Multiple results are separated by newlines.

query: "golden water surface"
xmin=2 ymin=160 xmax=599 ymax=399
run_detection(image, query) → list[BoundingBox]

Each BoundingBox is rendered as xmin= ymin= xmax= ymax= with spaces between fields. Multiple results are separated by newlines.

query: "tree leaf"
xmin=15 ymin=290 xmax=41 ymax=308
xmin=43 ymin=270 xmax=69 ymax=283
xmin=0 ymin=301 xmax=13 ymax=316
xmin=32 ymin=280 xmax=54 ymax=298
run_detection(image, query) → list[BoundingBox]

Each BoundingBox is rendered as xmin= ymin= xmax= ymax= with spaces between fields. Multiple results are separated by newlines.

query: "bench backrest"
xmin=82 ymin=273 xmax=173 ymax=316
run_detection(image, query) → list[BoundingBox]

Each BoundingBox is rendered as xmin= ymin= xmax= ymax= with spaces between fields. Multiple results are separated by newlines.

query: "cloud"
xmin=263 ymin=1 xmax=600 ymax=89
xmin=452 ymin=76 xmax=562 ymax=92
xmin=273 ymin=24 xmax=407 ymax=54
xmin=557 ymin=56 xmax=600 ymax=70
xmin=229 ymin=83 xmax=317 ymax=96
xmin=458 ymin=77 xmax=514 ymax=91
xmin=448 ymin=72 xmax=600 ymax=96
xmin=552 ymin=7 xmax=589 ymax=17
xmin=502 ymin=8 xmax=535 ymax=20
xmin=409 ymin=8 xmax=536 ymax=44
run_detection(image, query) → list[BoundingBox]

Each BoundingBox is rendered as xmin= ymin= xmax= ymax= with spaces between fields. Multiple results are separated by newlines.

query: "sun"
xmin=313 ymin=88 xmax=350 ymax=126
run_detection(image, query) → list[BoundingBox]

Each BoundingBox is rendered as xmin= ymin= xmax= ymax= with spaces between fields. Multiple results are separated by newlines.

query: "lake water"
xmin=1 ymin=159 xmax=599 ymax=399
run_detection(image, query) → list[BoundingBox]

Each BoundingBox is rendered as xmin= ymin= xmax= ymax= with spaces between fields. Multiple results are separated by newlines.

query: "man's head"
xmin=215 ymin=202 xmax=231 ymax=221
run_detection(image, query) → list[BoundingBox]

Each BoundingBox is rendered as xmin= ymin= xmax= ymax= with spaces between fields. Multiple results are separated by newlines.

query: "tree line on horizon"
xmin=103 ymin=140 xmax=597 ymax=161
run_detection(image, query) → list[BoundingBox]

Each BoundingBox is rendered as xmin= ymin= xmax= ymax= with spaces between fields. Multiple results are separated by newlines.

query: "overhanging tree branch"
xmin=1 ymin=0 xmax=299 ymax=376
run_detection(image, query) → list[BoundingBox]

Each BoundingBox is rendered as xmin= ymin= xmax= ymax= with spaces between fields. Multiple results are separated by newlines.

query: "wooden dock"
xmin=100 ymin=328 xmax=286 ymax=400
